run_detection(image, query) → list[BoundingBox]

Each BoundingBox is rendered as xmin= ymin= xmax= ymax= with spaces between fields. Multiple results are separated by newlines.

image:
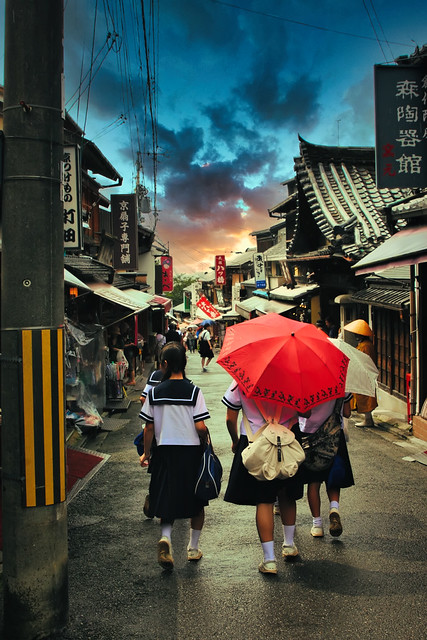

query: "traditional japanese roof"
xmin=226 ymin=249 xmax=257 ymax=267
xmin=293 ymin=136 xmax=412 ymax=261
xmin=64 ymin=255 xmax=115 ymax=284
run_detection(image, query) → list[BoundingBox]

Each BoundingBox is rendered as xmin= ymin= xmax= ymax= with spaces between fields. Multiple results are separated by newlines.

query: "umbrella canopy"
xmin=200 ymin=319 xmax=215 ymax=326
xmin=217 ymin=314 xmax=349 ymax=411
xmin=343 ymin=319 xmax=373 ymax=337
xmin=328 ymin=338 xmax=378 ymax=396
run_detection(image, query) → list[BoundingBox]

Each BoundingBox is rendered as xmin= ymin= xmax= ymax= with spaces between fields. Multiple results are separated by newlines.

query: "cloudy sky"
xmin=1 ymin=1 xmax=427 ymax=272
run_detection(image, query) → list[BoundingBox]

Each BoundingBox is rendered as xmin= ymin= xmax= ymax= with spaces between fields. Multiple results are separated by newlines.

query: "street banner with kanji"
xmin=215 ymin=255 xmax=226 ymax=286
xmin=196 ymin=295 xmax=221 ymax=319
xmin=111 ymin=194 xmax=138 ymax=270
xmin=161 ymin=255 xmax=173 ymax=292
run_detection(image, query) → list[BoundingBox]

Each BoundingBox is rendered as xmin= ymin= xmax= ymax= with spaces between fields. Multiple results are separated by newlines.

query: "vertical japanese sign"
xmin=111 ymin=194 xmax=138 ymax=270
xmin=375 ymin=65 xmax=427 ymax=188
xmin=161 ymin=256 xmax=173 ymax=292
xmin=253 ymin=252 xmax=266 ymax=288
xmin=63 ymin=145 xmax=82 ymax=250
xmin=215 ymin=255 xmax=226 ymax=286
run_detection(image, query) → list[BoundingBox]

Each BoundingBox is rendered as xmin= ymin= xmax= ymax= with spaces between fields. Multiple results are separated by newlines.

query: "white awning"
xmin=88 ymin=283 xmax=151 ymax=311
xmin=64 ymin=268 xmax=91 ymax=291
xmin=353 ymin=225 xmax=427 ymax=275
xmin=235 ymin=296 xmax=296 ymax=319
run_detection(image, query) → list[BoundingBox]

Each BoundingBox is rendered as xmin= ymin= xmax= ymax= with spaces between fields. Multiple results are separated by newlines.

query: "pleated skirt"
xmin=224 ymin=435 xmax=304 ymax=506
xmin=148 ymin=445 xmax=207 ymax=520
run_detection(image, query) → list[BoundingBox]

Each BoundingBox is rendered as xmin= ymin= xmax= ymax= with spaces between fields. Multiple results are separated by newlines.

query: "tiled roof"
xmin=351 ymin=286 xmax=409 ymax=309
xmin=293 ymin=136 xmax=413 ymax=260
xmin=226 ymin=249 xmax=257 ymax=267
xmin=64 ymin=255 xmax=114 ymax=283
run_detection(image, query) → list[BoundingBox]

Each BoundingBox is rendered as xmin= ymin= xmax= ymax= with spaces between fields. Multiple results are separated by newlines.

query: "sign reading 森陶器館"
xmin=196 ymin=296 xmax=221 ymax=319
xmin=375 ymin=64 xmax=427 ymax=188
xmin=111 ymin=194 xmax=138 ymax=270
xmin=63 ymin=145 xmax=82 ymax=250
xmin=253 ymin=252 xmax=266 ymax=288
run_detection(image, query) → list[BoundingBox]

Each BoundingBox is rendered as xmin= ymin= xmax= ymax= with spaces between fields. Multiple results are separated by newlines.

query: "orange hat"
xmin=344 ymin=319 xmax=373 ymax=337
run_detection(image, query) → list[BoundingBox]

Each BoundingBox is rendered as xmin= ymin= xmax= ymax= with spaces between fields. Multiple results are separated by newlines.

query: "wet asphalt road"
xmin=2 ymin=352 xmax=426 ymax=639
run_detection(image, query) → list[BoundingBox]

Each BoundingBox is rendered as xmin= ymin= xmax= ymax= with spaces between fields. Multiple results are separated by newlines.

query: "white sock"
xmin=161 ymin=523 xmax=172 ymax=540
xmin=261 ymin=540 xmax=276 ymax=562
xmin=188 ymin=528 xmax=201 ymax=550
xmin=283 ymin=525 xmax=295 ymax=546
xmin=330 ymin=501 xmax=339 ymax=512
xmin=313 ymin=517 xmax=323 ymax=528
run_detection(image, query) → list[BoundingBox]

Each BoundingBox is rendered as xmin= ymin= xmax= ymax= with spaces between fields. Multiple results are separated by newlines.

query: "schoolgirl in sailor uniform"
xmin=139 ymin=342 xmax=209 ymax=569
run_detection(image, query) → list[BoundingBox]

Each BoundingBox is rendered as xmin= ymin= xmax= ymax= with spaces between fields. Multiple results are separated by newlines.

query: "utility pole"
xmin=1 ymin=2 xmax=68 ymax=638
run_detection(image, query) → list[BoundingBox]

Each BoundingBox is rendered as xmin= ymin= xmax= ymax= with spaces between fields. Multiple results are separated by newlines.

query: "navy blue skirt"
xmin=148 ymin=445 xmax=207 ymax=520
xmin=224 ymin=435 xmax=304 ymax=506
xmin=298 ymin=429 xmax=355 ymax=488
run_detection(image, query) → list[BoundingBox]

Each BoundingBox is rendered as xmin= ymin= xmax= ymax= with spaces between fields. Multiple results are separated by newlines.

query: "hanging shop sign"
xmin=215 ymin=255 xmax=226 ymax=286
xmin=196 ymin=295 xmax=221 ymax=319
xmin=375 ymin=64 xmax=427 ymax=188
xmin=161 ymin=255 xmax=173 ymax=292
xmin=63 ymin=145 xmax=82 ymax=251
xmin=111 ymin=193 xmax=138 ymax=270
xmin=253 ymin=252 xmax=266 ymax=288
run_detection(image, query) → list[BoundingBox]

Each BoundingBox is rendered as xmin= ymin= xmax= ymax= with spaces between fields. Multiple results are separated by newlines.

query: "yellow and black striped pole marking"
xmin=20 ymin=327 xmax=66 ymax=507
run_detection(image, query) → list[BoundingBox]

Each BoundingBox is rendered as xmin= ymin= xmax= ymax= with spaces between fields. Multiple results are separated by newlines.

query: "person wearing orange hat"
xmin=344 ymin=320 xmax=377 ymax=427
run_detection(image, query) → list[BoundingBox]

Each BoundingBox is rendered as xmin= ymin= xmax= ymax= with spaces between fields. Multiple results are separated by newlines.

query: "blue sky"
xmin=1 ymin=0 xmax=427 ymax=272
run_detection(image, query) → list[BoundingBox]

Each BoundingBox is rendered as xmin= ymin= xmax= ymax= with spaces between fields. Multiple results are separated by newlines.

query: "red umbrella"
xmin=217 ymin=314 xmax=349 ymax=411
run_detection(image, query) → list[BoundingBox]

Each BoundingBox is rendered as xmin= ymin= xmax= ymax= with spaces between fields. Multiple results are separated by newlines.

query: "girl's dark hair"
xmin=160 ymin=342 xmax=186 ymax=379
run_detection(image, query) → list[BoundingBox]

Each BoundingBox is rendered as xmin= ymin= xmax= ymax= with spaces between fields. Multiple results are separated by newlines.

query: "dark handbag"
xmin=134 ymin=429 xmax=145 ymax=455
xmin=301 ymin=398 xmax=344 ymax=472
xmin=195 ymin=435 xmax=222 ymax=501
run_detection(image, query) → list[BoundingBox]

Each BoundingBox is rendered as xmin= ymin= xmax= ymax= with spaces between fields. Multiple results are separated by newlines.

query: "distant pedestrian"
xmin=344 ymin=319 xmax=378 ymax=427
xmin=198 ymin=327 xmax=214 ymax=372
xmin=165 ymin=323 xmax=182 ymax=344
xmin=325 ymin=316 xmax=339 ymax=338
xmin=139 ymin=342 xmax=210 ymax=569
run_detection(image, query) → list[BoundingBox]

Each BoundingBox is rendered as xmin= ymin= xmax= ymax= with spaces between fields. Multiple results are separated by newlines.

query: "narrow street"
xmin=7 ymin=352 xmax=426 ymax=640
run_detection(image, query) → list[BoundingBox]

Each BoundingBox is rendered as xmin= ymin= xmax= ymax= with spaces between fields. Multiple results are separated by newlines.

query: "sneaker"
xmin=203 ymin=367 xmax=207 ymax=372
xmin=329 ymin=509 xmax=343 ymax=537
xmin=258 ymin=560 xmax=278 ymax=575
xmin=187 ymin=548 xmax=203 ymax=561
xmin=282 ymin=543 xmax=299 ymax=558
xmin=157 ymin=537 xmax=174 ymax=569
xmin=310 ymin=526 xmax=324 ymax=537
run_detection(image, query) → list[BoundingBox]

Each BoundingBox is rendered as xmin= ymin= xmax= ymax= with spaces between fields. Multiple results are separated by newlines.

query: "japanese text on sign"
xmin=375 ymin=65 xmax=427 ymax=188
xmin=161 ymin=256 xmax=173 ymax=292
xmin=215 ymin=255 xmax=226 ymax=286
xmin=253 ymin=252 xmax=266 ymax=288
xmin=111 ymin=194 xmax=138 ymax=270
xmin=63 ymin=146 xmax=82 ymax=250
xmin=196 ymin=296 xmax=221 ymax=319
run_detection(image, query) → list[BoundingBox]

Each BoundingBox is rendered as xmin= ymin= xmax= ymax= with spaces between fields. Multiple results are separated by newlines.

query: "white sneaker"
xmin=310 ymin=525 xmax=324 ymax=537
xmin=282 ymin=543 xmax=299 ymax=558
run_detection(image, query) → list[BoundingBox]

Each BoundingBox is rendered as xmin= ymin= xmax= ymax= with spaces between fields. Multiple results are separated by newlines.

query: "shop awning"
xmin=64 ymin=268 xmax=91 ymax=291
xmin=235 ymin=296 xmax=296 ymax=319
xmin=88 ymin=283 xmax=151 ymax=311
xmin=268 ymin=283 xmax=320 ymax=301
xmin=353 ymin=225 xmax=427 ymax=275
xmin=149 ymin=295 xmax=172 ymax=313
xmin=350 ymin=286 xmax=410 ymax=310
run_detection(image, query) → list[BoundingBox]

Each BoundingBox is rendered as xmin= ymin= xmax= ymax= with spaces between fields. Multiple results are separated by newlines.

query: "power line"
xmin=208 ymin=0 xmax=413 ymax=48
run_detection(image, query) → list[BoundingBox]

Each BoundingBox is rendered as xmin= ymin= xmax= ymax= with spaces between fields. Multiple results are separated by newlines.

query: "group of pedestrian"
xmin=138 ymin=318 xmax=376 ymax=575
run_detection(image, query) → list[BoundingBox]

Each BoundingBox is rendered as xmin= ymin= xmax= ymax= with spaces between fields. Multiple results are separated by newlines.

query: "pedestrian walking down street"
xmin=222 ymin=383 xmax=306 ymax=575
xmin=198 ymin=327 xmax=214 ymax=372
xmin=298 ymin=393 xmax=354 ymax=539
xmin=344 ymin=319 xmax=378 ymax=427
xmin=139 ymin=342 xmax=210 ymax=569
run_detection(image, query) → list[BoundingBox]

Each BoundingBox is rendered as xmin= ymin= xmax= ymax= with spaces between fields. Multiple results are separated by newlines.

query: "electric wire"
xmin=362 ymin=0 xmax=387 ymax=62
xmin=208 ymin=0 xmax=413 ymax=48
